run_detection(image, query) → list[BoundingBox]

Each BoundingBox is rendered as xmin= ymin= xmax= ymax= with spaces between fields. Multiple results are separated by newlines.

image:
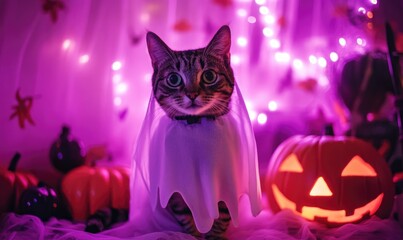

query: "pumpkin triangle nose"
xmin=309 ymin=177 xmax=333 ymax=196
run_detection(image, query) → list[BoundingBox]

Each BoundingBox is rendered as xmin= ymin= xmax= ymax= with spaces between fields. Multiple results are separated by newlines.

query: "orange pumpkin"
xmin=264 ymin=134 xmax=395 ymax=226
xmin=0 ymin=153 xmax=38 ymax=214
xmin=61 ymin=165 xmax=130 ymax=220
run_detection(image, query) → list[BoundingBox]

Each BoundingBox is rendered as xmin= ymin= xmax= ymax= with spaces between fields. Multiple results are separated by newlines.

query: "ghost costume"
xmin=128 ymin=83 xmax=262 ymax=234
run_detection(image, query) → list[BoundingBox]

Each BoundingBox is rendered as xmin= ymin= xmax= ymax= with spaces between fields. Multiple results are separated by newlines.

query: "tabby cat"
xmin=146 ymin=25 xmax=234 ymax=239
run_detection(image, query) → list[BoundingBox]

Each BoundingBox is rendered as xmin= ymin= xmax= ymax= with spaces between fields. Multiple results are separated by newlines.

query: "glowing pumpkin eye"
xmin=279 ymin=154 xmax=303 ymax=172
xmin=341 ymin=155 xmax=377 ymax=177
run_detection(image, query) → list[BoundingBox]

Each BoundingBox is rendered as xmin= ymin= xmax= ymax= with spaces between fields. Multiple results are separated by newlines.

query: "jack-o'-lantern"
xmin=264 ymin=134 xmax=394 ymax=226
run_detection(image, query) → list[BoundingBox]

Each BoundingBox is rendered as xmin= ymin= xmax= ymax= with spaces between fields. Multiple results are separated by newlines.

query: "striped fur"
xmin=146 ymin=26 xmax=234 ymax=238
xmin=146 ymin=25 xmax=234 ymax=119
xmin=167 ymin=192 xmax=231 ymax=240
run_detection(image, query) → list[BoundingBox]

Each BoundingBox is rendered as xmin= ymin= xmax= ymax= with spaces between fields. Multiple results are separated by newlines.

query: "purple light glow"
xmin=309 ymin=55 xmax=317 ymax=64
xmin=274 ymin=52 xmax=290 ymax=63
xmin=268 ymin=101 xmax=278 ymax=111
xmin=317 ymin=57 xmax=327 ymax=68
xmin=318 ymin=75 xmax=330 ymax=87
xmin=269 ymin=39 xmax=281 ymax=48
xmin=113 ymin=74 xmax=122 ymax=84
xmin=112 ymin=61 xmax=122 ymax=71
xmin=231 ymin=54 xmax=241 ymax=65
xmin=329 ymin=52 xmax=339 ymax=62
xmin=263 ymin=15 xmax=275 ymax=24
xmin=247 ymin=16 xmax=257 ymax=23
xmin=78 ymin=54 xmax=89 ymax=64
xmin=257 ymin=113 xmax=268 ymax=125
xmin=292 ymin=59 xmax=303 ymax=69
xmin=358 ymin=7 xmax=367 ymax=14
xmin=115 ymin=82 xmax=128 ymax=94
xmin=339 ymin=37 xmax=347 ymax=47
xmin=62 ymin=39 xmax=72 ymax=50
xmin=259 ymin=6 xmax=269 ymax=15
xmin=114 ymin=97 xmax=122 ymax=106
xmin=144 ymin=73 xmax=152 ymax=82
xmin=263 ymin=27 xmax=274 ymax=37
xmin=356 ymin=38 xmax=366 ymax=46
xmin=237 ymin=9 xmax=247 ymax=17
xmin=237 ymin=37 xmax=248 ymax=47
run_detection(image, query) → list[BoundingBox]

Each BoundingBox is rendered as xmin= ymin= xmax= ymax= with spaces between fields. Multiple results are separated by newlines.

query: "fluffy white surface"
xmin=1 ymin=209 xmax=402 ymax=240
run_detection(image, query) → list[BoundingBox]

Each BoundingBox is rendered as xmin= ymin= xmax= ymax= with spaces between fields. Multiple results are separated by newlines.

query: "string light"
xmin=259 ymin=6 xmax=269 ymax=15
xmin=268 ymin=101 xmax=278 ymax=111
xmin=358 ymin=7 xmax=366 ymax=14
xmin=113 ymin=74 xmax=122 ymax=84
xmin=115 ymin=82 xmax=128 ymax=94
xmin=247 ymin=16 xmax=257 ymax=24
xmin=329 ymin=52 xmax=339 ymax=62
xmin=257 ymin=113 xmax=268 ymax=125
xmin=309 ymin=55 xmax=317 ymax=64
xmin=274 ymin=52 xmax=290 ymax=63
xmin=79 ymin=54 xmax=89 ymax=64
xmin=263 ymin=15 xmax=276 ymax=24
xmin=114 ymin=97 xmax=122 ymax=106
xmin=62 ymin=39 xmax=72 ymax=50
xmin=112 ymin=61 xmax=122 ymax=71
xmin=263 ymin=27 xmax=274 ymax=37
xmin=237 ymin=37 xmax=248 ymax=47
xmin=231 ymin=54 xmax=241 ymax=65
xmin=235 ymin=0 xmax=376 ymax=123
xmin=338 ymin=37 xmax=346 ymax=47
xmin=318 ymin=57 xmax=327 ymax=68
xmin=237 ymin=9 xmax=248 ymax=17
xmin=292 ymin=59 xmax=303 ymax=69
xmin=269 ymin=39 xmax=281 ymax=49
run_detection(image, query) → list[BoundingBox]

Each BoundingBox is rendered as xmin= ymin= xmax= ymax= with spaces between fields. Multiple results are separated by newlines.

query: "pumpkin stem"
xmin=8 ymin=152 xmax=21 ymax=172
xmin=324 ymin=124 xmax=335 ymax=136
xmin=61 ymin=125 xmax=71 ymax=138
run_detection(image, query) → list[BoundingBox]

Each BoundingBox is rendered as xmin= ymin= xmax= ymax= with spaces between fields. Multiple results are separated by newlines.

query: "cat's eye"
xmin=202 ymin=70 xmax=217 ymax=85
xmin=166 ymin=73 xmax=183 ymax=88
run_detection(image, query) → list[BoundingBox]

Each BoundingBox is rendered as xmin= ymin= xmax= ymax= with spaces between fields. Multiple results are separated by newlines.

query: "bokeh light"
xmin=79 ymin=54 xmax=89 ymax=64
xmin=112 ymin=61 xmax=122 ymax=71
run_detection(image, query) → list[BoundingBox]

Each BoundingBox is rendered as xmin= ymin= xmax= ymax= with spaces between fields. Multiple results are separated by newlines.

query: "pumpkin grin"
xmin=272 ymin=184 xmax=384 ymax=223
xmin=265 ymin=135 xmax=395 ymax=226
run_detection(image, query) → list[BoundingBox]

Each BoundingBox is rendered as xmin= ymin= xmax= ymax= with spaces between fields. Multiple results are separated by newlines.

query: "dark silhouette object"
xmin=49 ymin=125 xmax=85 ymax=173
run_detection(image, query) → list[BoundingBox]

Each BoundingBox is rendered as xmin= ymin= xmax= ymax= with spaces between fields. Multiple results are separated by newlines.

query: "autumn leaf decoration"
xmin=9 ymin=89 xmax=35 ymax=129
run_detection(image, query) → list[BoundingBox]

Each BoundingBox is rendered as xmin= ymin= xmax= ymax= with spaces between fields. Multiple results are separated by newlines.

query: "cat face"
xmin=146 ymin=26 xmax=235 ymax=119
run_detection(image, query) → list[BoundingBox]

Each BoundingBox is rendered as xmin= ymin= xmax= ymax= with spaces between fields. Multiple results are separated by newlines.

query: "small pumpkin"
xmin=264 ymin=129 xmax=395 ymax=226
xmin=0 ymin=153 xmax=38 ymax=214
xmin=18 ymin=182 xmax=59 ymax=221
xmin=49 ymin=125 xmax=86 ymax=173
xmin=61 ymin=165 xmax=130 ymax=221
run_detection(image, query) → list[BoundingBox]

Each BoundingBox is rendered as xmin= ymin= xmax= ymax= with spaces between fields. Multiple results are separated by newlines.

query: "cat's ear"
xmin=146 ymin=31 xmax=174 ymax=67
xmin=204 ymin=25 xmax=231 ymax=59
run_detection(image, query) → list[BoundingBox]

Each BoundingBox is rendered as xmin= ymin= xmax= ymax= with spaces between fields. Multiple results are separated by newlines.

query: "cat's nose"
xmin=186 ymin=91 xmax=199 ymax=101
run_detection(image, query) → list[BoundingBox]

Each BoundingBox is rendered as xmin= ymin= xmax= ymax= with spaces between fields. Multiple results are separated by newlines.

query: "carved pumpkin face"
xmin=265 ymin=135 xmax=395 ymax=226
